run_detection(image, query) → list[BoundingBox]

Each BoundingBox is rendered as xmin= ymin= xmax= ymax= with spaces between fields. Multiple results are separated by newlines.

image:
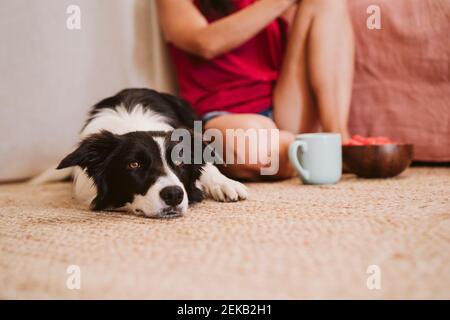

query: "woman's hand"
xmin=157 ymin=0 xmax=297 ymax=60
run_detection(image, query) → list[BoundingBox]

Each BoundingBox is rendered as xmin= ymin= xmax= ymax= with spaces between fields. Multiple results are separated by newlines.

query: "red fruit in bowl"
xmin=366 ymin=137 xmax=378 ymax=145
xmin=352 ymin=135 xmax=367 ymax=143
xmin=343 ymin=135 xmax=396 ymax=146
xmin=374 ymin=136 xmax=395 ymax=144
xmin=346 ymin=139 xmax=364 ymax=146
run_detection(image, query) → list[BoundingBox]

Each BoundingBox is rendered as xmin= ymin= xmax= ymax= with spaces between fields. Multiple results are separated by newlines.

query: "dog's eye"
xmin=127 ymin=161 xmax=141 ymax=170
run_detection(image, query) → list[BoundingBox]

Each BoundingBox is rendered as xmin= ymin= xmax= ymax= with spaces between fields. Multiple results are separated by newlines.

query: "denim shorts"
xmin=202 ymin=107 xmax=273 ymax=123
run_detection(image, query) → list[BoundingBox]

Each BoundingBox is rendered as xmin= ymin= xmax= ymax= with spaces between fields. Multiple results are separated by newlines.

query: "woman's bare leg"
xmin=273 ymin=4 xmax=318 ymax=134
xmin=308 ymin=0 xmax=354 ymax=141
xmin=204 ymin=114 xmax=295 ymax=181
xmin=274 ymin=0 xmax=355 ymax=141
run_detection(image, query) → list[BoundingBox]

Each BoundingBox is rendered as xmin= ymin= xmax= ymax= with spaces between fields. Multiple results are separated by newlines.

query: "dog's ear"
xmin=57 ymin=131 xmax=121 ymax=171
xmin=89 ymin=178 xmax=110 ymax=211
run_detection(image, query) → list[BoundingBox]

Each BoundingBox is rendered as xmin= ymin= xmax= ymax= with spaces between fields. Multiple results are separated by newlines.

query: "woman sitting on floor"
xmin=157 ymin=0 xmax=355 ymax=180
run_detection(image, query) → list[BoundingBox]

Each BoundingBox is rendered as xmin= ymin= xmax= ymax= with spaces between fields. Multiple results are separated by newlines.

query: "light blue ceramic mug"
xmin=288 ymin=133 xmax=342 ymax=185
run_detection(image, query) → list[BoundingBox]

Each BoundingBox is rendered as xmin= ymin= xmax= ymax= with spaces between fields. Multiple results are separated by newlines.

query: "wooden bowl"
xmin=343 ymin=144 xmax=414 ymax=178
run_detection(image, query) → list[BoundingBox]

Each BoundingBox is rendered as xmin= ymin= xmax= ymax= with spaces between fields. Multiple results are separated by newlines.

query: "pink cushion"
xmin=348 ymin=0 xmax=450 ymax=161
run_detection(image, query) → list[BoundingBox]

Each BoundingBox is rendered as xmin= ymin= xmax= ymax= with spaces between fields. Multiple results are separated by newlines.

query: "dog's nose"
xmin=159 ymin=186 xmax=184 ymax=206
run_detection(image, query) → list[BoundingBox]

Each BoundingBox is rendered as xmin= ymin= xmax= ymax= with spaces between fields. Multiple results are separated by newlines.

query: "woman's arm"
xmin=157 ymin=0 xmax=296 ymax=60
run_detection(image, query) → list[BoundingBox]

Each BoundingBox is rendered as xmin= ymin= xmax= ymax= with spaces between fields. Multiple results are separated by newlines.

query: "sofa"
xmin=348 ymin=0 xmax=450 ymax=162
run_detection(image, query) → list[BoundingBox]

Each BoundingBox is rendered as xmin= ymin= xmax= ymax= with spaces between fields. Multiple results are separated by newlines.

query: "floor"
xmin=0 ymin=167 xmax=449 ymax=299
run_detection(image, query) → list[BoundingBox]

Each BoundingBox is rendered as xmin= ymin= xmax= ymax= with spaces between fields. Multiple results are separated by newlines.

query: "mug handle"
xmin=288 ymin=140 xmax=310 ymax=181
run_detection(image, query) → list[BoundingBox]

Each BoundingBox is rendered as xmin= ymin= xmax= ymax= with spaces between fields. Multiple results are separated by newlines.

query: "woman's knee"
xmin=205 ymin=113 xmax=276 ymax=131
xmin=203 ymin=114 xmax=293 ymax=180
xmin=226 ymin=130 xmax=295 ymax=181
xmin=235 ymin=114 xmax=277 ymax=130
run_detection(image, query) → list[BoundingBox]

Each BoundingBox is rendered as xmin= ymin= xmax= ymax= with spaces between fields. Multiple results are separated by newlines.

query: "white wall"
xmin=0 ymin=0 xmax=175 ymax=181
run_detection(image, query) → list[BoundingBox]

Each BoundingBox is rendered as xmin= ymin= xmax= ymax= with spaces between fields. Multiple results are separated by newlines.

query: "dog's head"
xmin=57 ymin=130 xmax=204 ymax=218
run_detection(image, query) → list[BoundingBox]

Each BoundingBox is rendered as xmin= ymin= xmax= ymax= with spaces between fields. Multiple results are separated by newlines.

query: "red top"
xmin=168 ymin=0 xmax=287 ymax=117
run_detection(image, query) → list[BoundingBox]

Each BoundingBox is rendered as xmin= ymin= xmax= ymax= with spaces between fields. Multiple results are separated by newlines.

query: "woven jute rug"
xmin=0 ymin=167 xmax=449 ymax=299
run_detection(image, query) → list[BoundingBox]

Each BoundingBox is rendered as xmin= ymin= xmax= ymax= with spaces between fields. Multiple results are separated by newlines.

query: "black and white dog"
xmin=35 ymin=88 xmax=247 ymax=218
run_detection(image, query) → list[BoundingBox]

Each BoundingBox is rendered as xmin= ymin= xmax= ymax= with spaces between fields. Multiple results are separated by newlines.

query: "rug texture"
xmin=0 ymin=167 xmax=449 ymax=299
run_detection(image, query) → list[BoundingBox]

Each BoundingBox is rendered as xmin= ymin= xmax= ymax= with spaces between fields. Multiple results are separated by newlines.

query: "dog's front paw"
xmin=206 ymin=177 xmax=248 ymax=202
xmin=200 ymin=164 xmax=248 ymax=202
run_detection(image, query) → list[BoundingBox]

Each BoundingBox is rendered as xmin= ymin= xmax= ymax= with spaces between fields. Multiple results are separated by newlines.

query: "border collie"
xmin=34 ymin=88 xmax=247 ymax=218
